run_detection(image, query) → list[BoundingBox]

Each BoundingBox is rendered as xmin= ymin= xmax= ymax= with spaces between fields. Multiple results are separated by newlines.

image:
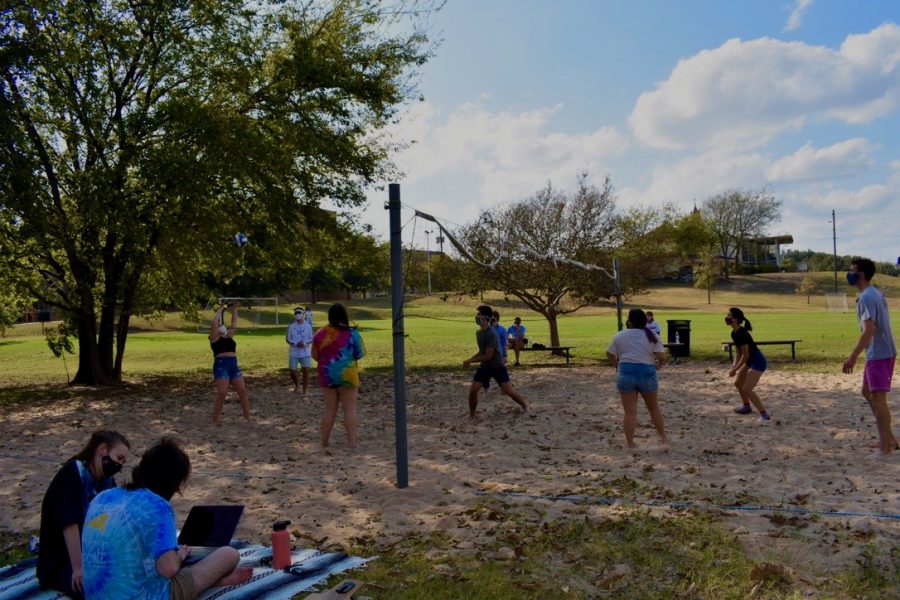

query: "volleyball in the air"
xmin=233 ymin=232 xmax=249 ymax=248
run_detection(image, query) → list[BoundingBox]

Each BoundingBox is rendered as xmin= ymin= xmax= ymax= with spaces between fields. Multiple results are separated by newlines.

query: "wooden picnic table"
xmin=519 ymin=345 xmax=575 ymax=363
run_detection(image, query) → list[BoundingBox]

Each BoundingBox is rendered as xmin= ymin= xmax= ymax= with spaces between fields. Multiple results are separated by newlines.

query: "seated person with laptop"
xmin=82 ymin=438 xmax=252 ymax=600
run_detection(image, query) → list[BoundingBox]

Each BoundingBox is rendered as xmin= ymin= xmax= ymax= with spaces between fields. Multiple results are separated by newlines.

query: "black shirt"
xmin=37 ymin=460 xmax=115 ymax=595
xmin=210 ymin=335 xmax=237 ymax=356
xmin=730 ymin=327 xmax=758 ymax=355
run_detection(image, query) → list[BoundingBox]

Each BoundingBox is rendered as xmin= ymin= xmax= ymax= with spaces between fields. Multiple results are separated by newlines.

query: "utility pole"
xmin=424 ymin=229 xmax=432 ymax=295
xmin=436 ymin=233 xmax=445 ymax=254
xmin=831 ymin=210 xmax=838 ymax=293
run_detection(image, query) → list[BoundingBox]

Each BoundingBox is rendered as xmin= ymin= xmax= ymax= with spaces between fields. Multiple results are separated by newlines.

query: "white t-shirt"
xmin=606 ymin=328 xmax=664 ymax=365
xmin=287 ymin=320 xmax=314 ymax=359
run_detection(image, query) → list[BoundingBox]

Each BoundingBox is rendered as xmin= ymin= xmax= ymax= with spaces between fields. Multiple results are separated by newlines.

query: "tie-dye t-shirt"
xmin=82 ymin=487 xmax=177 ymax=600
xmin=312 ymin=325 xmax=365 ymax=387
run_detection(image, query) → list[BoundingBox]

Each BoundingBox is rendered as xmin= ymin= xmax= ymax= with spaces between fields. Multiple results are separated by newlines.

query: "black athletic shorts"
xmin=473 ymin=366 xmax=510 ymax=389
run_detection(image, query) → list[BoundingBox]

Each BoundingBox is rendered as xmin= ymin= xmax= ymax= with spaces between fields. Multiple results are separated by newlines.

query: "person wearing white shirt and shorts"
xmin=606 ymin=308 xmax=669 ymax=449
xmin=287 ymin=308 xmax=314 ymax=395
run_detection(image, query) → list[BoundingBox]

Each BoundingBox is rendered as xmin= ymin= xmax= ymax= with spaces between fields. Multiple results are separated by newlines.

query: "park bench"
xmin=663 ymin=342 xmax=684 ymax=364
xmin=721 ymin=339 xmax=802 ymax=361
xmin=519 ymin=345 xmax=576 ymax=363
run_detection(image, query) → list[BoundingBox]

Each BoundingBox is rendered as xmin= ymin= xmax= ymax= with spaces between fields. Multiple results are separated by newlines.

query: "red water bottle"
xmin=271 ymin=520 xmax=292 ymax=569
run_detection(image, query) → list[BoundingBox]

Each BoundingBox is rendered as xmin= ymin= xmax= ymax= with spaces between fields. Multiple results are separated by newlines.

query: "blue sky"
xmin=358 ymin=0 xmax=900 ymax=263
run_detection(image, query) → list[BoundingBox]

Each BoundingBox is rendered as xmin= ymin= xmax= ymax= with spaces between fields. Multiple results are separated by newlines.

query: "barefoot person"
xmin=606 ymin=308 xmax=669 ymax=449
xmin=726 ymin=307 xmax=771 ymax=422
xmin=842 ymin=257 xmax=897 ymax=455
xmin=82 ymin=438 xmax=252 ymax=599
xmin=463 ymin=305 xmax=529 ymax=419
xmin=286 ymin=307 xmax=314 ymax=395
xmin=311 ymin=303 xmax=365 ymax=448
xmin=38 ymin=431 xmax=131 ymax=599
xmin=208 ymin=302 xmax=251 ymax=424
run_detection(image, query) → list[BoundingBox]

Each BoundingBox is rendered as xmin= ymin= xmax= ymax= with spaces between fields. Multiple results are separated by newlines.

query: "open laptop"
xmin=177 ymin=505 xmax=244 ymax=564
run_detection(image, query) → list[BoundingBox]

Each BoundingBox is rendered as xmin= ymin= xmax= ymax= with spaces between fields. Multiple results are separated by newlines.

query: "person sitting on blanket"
xmin=38 ymin=430 xmax=131 ymax=599
xmin=82 ymin=438 xmax=252 ymax=600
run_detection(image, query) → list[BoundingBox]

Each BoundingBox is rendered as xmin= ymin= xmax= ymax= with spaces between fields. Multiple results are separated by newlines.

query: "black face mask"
xmin=101 ymin=455 xmax=124 ymax=478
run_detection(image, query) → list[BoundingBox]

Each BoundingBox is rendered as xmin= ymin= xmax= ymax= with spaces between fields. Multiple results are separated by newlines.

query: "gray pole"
xmin=614 ymin=258 xmax=623 ymax=331
xmin=425 ymin=229 xmax=432 ymax=295
xmin=831 ymin=209 xmax=838 ymax=293
xmin=387 ymin=184 xmax=409 ymax=488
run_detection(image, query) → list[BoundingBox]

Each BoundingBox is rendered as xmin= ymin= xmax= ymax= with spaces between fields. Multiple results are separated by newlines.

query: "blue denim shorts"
xmin=616 ymin=362 xmax=658 ymax=394
xmin=289 ymin=355 xmax=312 ymax=370
xmin=213 ymin=356 xmax=242 ymax=380
xmin=747 ymin=350 xmax=767 ymax=373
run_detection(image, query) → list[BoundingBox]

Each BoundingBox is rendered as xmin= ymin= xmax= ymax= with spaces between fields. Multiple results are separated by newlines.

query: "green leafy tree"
xmin=693 ymin=249 xmax=720 ymax=304
xmin=0 ymin=1 xmax=435 ymax=383
xmin=458 ymin=175 xmax=663 ymax=347
xmin=45 ymin=321 xmax=76 ymax=383
xmin=701 ymin=190 xmax=782 ymax=281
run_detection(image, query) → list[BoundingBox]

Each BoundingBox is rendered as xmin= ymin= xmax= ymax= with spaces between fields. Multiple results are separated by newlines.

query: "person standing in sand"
xmin=286 ymin=307 xmax=314 ymax=395
xmin=463 ymin=305 xmax=529 ymax=420
xmin=842 ymin=257 xmax=898 ymax=456
xmin=606 ymin=308 xmax=669 ymax=449
xmin=726 ymin=307 xmax=771 ymax=422
xmin=311 ymin=303 xmax=366 ymax=448
xmin=208 ymin=302 xmax=251 ymax=425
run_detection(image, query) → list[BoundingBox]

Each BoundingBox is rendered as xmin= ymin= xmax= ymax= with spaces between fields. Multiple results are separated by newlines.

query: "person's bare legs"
xmin=289 ymin=369 xmax=299 ymax=392
xmin=301 ymin=367 xmax=309 ymax=396
xmin=188 ymin=546 xmax=252 ymax=591
xmin=498 ymin=382 xmax=528 ymax=412
xmin=513 ymin=341 xmax=522 ymax=365
xmin=620 ymin=391 xmax=639 ymax=448
xmin=640 ymin=390 xmax=669 ymax=445
xmin=733 ymin=368 xmax=751 ymax=410
xmin=864 ymin=386 xmax=897 ymax=454
xmin=212 ymin=379 xmax=229 ymax=425
xmin=321 ymin=388 xmax=339 ymax=447
xmin=740 ymin=369 xmax=767 ymax=414
xmin=339 ymin=387 xmax=359 ymax=447
xmin=231 ymin=376 xmax=251 ymax=420
xmin=467 ymin=381 xmax=483 ymax=419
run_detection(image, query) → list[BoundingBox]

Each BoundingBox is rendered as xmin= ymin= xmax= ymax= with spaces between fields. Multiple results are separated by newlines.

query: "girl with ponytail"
xmin=726 ymin=307 xmax=771 ymax=420
xmin=606 ymin=308 xmax=670 ymax=449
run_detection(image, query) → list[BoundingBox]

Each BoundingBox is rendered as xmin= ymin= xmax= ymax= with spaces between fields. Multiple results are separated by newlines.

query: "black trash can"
xmin=666 ymin=319 xmax=691 ymax=357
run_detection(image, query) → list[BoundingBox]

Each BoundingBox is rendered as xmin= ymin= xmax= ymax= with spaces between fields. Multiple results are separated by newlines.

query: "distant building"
xmin=738 ymin=234 xmax=793 ymax=267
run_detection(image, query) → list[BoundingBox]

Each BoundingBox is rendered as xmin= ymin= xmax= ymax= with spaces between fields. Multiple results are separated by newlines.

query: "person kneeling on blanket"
xmin=82 ymin=438 xmax=252 ymax=599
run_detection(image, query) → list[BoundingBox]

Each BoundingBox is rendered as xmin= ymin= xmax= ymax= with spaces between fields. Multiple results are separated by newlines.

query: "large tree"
xmin=458 ymin=175 xmax=667 ymax=347
xmin=0 ymin=0 xmax=434 ymax=383
xmin=701 ymin=189 xmax=782 ymax=281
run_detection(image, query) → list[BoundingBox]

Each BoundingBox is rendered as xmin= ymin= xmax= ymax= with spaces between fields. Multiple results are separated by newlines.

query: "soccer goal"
xmin=825 ymin=293 xmax=849 ymax=313
xmin=197 ymin=297 xmax=281 ymax=331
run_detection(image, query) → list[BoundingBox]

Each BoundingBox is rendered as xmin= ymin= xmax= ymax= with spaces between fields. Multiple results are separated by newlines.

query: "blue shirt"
xmin=857 ymin=286 xmax=897 ymax=361
xmin=492 ymin=324 xmax=508 ymax=358
xmin=83 ymin=487 xmax=178 ymax=600
xmin=508 ymin=323 xmax=526 ymax=340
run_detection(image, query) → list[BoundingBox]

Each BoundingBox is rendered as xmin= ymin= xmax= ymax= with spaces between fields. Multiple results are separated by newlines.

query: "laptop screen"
xmin=177 ymin=505 xmax=244 ymax=547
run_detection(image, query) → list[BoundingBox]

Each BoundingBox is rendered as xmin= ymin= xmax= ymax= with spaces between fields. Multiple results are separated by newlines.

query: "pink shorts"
xmin=863 ymin=356 xmax=895 ymax=392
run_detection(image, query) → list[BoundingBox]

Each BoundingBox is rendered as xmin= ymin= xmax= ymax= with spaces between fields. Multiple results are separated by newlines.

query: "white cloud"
xmin=629 ymin=24 xmax=900 ymax=149
xmin=392 ymin=100 xmax=627 ymax=204
xmin=765 ymin=138 xmax=876 ymax=182
xmin=784 ymin=0 xmax=814 ymax=32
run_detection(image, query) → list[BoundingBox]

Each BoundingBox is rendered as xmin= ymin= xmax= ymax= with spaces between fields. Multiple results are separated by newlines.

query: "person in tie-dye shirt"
xmin=312 ymin=303 xmax=366 ymax=448
xmin=82 ymin=439 xmax=251 ymax=600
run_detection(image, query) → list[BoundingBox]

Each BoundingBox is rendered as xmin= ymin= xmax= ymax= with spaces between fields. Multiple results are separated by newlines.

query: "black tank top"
xmin=210 ymin=335 xmax=237 ymax=356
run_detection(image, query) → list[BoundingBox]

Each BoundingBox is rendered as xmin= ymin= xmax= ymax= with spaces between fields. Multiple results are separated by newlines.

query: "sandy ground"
xmin=1 ymin=362 xmax=898 ymax=579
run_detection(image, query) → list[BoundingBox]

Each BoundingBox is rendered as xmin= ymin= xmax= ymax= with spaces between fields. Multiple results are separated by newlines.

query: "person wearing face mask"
xmin=463 ymin=305 xmax=529 ymax=420
xmin=286 ymin=308 xmax=314 ymax=395
xmin=208 ymin=302 xmax=251 ymax=424
xmin=726 ymin=307 xmax=771 ymax=421
xmin=842 ymin=257 xmax=898 ymax=456
xmin=38 ymin=430 xmax=131 ymax=599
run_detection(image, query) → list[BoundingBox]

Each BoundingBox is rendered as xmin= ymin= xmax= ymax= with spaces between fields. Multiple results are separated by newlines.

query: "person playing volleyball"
xmin=726 ymin=307 xmax=771 ymax=422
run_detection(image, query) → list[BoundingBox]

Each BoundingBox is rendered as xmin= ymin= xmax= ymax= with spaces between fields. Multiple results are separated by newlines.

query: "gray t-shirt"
xmin=857 ymin=285 xmax=897 ymax=360
xmin=476 ymin=327 xmax=504 ymax=368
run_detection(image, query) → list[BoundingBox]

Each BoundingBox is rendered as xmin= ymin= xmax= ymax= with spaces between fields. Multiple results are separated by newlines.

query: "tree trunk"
xmin=546 ymin=312 xmax=563 ymax=354
xmin=72 ymin=310 xmax=104 ymax=385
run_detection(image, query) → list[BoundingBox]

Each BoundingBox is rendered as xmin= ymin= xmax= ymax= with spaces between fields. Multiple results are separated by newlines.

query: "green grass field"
xmin=2 ymin=273 xmax=894 ymax=388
